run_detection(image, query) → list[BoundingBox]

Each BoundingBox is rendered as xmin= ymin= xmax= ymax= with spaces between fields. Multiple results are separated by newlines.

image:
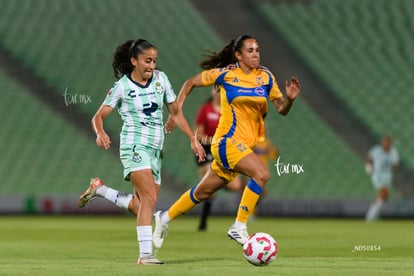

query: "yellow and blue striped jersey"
xmin=201 ymin=63 xmax=283 ymax=148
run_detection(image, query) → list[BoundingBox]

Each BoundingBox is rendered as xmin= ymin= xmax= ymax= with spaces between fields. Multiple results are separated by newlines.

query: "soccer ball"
xmin=242 ymin=232 xmax=278 ymax=266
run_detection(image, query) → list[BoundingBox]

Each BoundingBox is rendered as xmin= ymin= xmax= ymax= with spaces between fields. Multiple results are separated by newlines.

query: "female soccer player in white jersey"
xmin=365 ymin=135 xmax=399 ymax=221
xmin=77 ymin=39 xmax=205 ymax=265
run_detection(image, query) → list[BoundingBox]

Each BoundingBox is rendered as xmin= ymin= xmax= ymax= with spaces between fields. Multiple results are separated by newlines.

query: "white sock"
xmin=137 ymin=226 xmax=153 ymax=257
xmin=366 ymin=199 xmax=383 ymax=221
xmin=96 ymin=185 xmax=133 ymax=210
xmin=233 ymin=220 xmax=247 ymax=228
xmin=160 ymin=211 xmax=171 ymax=225
xmin=95 ymin=185 xmax=108 ymax=197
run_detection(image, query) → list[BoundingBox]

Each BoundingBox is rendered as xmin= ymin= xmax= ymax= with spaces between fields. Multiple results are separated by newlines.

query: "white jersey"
xmin=368 ymin=145 xmax=399 ymax=187
xmin=103 ymin=70 xmax=176 ymax=149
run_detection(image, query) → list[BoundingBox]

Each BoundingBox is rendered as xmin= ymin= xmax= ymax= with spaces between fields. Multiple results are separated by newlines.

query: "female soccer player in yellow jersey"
xmin=153 ymin=34 xmax=301 ymax=249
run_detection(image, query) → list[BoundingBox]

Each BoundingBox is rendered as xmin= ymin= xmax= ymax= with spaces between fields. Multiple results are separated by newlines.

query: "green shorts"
xmin=120 ymin=144 xmax=163 ymax=185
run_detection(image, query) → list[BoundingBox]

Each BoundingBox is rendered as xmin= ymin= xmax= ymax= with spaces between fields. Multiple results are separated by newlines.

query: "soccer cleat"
xmin=227 ymin=224 xmax=249 ymax=245
xmin=137 ymin=255 xmax=164 ymax=265
xmin=153 ymin=210 xmax=168 ymax=249
xmin=78 ymin=178 xmax=103 ymax=208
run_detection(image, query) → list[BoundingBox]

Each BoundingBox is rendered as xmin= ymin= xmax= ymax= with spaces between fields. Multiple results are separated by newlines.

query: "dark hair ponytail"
xmin=112 ymin=39 xmax=156 ymax=79
xmin=199 ymin=34 xmax=253 ymax=70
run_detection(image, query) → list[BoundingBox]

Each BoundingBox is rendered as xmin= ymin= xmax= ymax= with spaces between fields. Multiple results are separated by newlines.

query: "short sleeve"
xmin=160 ymin=71 xmax=176 ymax=104
xmin=103 ymin=81 xmax=122 ymax=108
xmin=201 ymin=68 xmax=228 ymax=86
xmin=268 ymin=71 xmax=283 ymax=101
xmin=391 ymin=147 xmax=399 ymax=165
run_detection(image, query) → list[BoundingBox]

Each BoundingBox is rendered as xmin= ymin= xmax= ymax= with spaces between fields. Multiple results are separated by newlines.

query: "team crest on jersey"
xmin=155 ymin=82 xmax=163 ymax=94
xmin=237 ymin=143 xmax=247 ymax=152
xmin=256 ymin=76 xmax=265 ymax=85
xmin=132 ymin=145 xmax=142 ymax=163
xmin=133 ymin=152 xmax=142 ymax=163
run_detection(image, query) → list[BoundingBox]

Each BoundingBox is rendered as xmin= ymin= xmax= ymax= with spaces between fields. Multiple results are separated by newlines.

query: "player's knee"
xmin=379 ymin=187 xmax=389 ymax=200
xmin=254 ymin=169 xmax=270 ymax=186
xmin=194 ymin=187 xmax=215 ymax=201
xmin=140 ymin=193 xmax=158 ymax=209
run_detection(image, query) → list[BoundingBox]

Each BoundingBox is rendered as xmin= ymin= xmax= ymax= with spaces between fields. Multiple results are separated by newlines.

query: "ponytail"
xmin=198 ymin=34 xmax=253 ymax=70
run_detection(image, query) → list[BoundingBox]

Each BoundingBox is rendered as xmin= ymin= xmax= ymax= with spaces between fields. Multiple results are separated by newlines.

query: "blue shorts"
xmin=120 ymin=144 xmax=162 ymax=185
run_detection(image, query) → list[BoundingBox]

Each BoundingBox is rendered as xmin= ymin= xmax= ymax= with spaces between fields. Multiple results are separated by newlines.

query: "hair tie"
xmin=130 ymin=39 xmax=145 ymax=57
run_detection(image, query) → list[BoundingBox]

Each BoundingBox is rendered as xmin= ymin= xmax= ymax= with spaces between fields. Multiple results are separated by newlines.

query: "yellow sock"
xmin=236 ymin=179 xmax=262 ymax=223
xmin=167 ymin=187 xmax=201 ymax=220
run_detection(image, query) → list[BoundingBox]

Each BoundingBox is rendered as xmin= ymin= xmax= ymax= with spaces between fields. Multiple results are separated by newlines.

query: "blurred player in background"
xmin=153 ymin=34 xmax=300 ymax=250
xmin=77 ymin=38 xmax=204 ymax=265
xmin=365 ymin=135 xmax=399 ymax=221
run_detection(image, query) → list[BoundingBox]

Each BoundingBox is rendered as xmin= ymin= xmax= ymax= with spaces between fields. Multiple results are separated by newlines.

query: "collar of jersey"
xmin=127 ymin=73 xmax=153 ymax=89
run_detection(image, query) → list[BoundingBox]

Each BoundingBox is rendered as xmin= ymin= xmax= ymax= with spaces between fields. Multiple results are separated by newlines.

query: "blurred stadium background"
xmin=0 ymin=0 xmax=413 ymax=217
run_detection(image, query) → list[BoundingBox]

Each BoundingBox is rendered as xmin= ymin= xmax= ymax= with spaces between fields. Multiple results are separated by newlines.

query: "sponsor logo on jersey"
xmin=237 ymin=88 xmax=252 ymax=93
xmin=138 ymin=91 xmax=155 ymax=97
xmin=128 ymin=90 xmax=136 ymax=98
xmin=143 ymin=102 xmax=159 ymax=116
xmin=254 ymin=87 xmax=265 ymax=96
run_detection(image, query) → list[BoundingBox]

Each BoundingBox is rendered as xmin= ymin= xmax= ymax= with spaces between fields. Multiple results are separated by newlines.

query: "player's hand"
xmin=191 ymin=136 xmax=206 ymax=163
xmin=365 ymin=163 xmax=373 ymax=174
xmin=96 ymin=131 xmax=111 ymax=150
xmin=285 ymin=76 xmax=301 ymax=100
xmin=164 ymin=115 xmax=175 ymax=133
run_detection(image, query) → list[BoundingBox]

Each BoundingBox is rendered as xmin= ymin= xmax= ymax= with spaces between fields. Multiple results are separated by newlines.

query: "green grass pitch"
xmin=1 ymin=215 xmax=413 ymax=275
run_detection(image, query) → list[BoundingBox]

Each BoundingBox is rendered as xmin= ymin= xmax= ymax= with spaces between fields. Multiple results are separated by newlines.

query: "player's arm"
xmin=391 ymin=150 xmax=399 ymax=172
xmin=194 ymin=107 xmax=208 ymax=143
xmin=195 ymin=123 xmax=207 ymax=142
xmin=175 ymin=73 xmax=204 ymax=109
xmin=365 ymin=155 xmax=373 ymax=174
xmin=271 ymin=77 xmax=301 ymax=116
xmin=91 ymin=104 xmax=113 ymax=150
xmin=166 ymin=101 xmax=206 ymax=162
